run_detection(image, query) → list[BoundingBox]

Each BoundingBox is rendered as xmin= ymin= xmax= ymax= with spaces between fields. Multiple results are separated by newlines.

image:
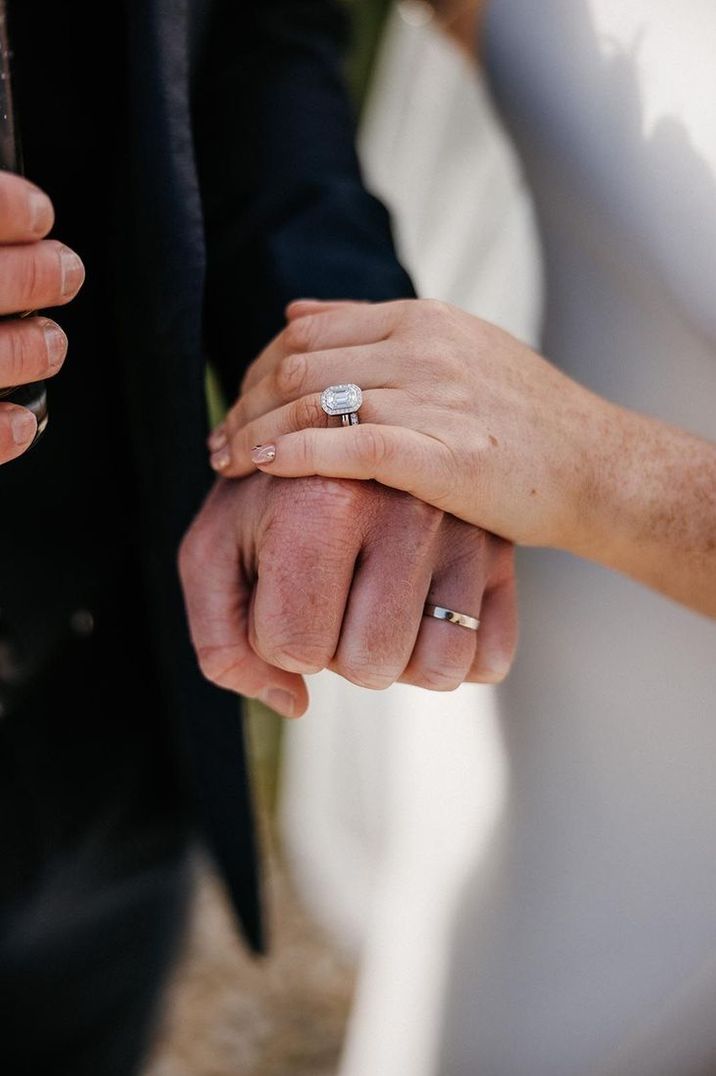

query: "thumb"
xmin=178 ymin=483 xmax=308 ymax=718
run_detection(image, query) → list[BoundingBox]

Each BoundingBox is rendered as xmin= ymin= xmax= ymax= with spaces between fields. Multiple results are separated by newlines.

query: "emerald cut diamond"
xmin=320 ymin=384 xmax=363 ymax=416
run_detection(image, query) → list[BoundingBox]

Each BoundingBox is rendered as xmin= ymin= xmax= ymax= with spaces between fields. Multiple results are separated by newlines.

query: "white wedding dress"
xmin=281 ymin=3 xmax=716 ymax=1074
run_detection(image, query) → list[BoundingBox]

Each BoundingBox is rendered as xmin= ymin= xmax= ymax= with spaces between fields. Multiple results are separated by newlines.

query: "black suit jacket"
xmin=119 ymin=0 xmax=414 ymax=950
xmin=4 ymin=0 xmax=413 ymax=953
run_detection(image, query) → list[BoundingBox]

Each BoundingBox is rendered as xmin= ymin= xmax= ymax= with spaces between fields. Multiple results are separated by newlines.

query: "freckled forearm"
xmin=573 ymin=403 xmax=716 ymax=617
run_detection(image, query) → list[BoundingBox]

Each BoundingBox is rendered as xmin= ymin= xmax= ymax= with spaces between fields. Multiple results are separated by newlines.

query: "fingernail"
xmin=481 ymin=660 xmax=511 ymax=684
xmin=207 ymin=426 xmax=227 ymax=452
xmin=40 ymin=319 xmax=68 ymax=368
xmin=259 ymin=688 xmax=296 ymax=718
xmin=210 ymin=447 xmax=231 ymax=471
xmin=28 ymin=188 xmax=52 ymax=235
xmin=251 ymin=443 xmax=276 ymax=465
xmin=10 ymin=409 xmax=37 ymax=446
xmin=59 ymin=246 xmax=85 ymax=297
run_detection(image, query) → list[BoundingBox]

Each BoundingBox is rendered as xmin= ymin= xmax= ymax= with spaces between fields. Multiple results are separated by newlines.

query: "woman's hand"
xmin=209 ymin=298 xmax=609 ymax=552
xmin=0 ymin=171 xmax=84 ymax=463
xmin=210 ymin=298 xmax=716 ymax=617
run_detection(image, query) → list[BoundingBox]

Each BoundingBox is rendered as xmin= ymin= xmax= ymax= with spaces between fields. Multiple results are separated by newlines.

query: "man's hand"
xmin=0 ymin=171 xmax=84 ymax=462
xmin=179 ymin=470 xmax=517 ymax=718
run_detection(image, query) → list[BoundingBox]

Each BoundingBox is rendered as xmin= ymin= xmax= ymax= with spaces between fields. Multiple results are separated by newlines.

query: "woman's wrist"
xmin=510 ymin=373 xmax=610 ymax=557
xmin=546 ymin=390 xmax=630 ymax=563
xmin=554 ymin=397 xmax=716 ymax=614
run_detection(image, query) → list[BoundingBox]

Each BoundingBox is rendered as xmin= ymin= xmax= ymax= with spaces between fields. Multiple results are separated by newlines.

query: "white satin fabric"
xmin=282 ymin=3 xmax=716 ymax=1074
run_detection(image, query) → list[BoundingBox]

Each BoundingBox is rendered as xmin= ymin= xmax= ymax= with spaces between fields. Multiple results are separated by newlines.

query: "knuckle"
xmin=339 ymin=653 xmax=398 ymax=690
xmin=283 ymin=315 xmax=315 ymax=354
xmin=354 ymin=424 xmax=388 ymax=471
xmin=413 ymin=664 xmax=464 ymax=692
xmin=386 ymin=488 xmax=444 ymax=539
xmin=16 ymin=247 xmax=44 ymax=307
xmin=195 ymin=645 xmax=250 ymax=690
xmin=295 ymin=473 xmax=365 ymax=517
xmin=265 ymin=474 xmax=364 ymax=536
xmin=292 ymin=392 xmax=327 ymax=431
xmin=344 ymin=669 xmax=396 ymax=690
xmin=440 ymin=509 xmax=488 ymax=558
xmin=419 ymin=297 xmax=452 ymax=325
xmin=1 ymin=325 xmax=30 ymax=382
xmin=404 ymin=491 xmax=443 ymax=529
xmin=274 ymin=350 xmax=308 ymax=399
xmin=394 ymin=299 xmax=417 ymax=331
xmin=292 ymin=429 xmax=315 ymax=472
xmin=266 ymin=632 xmax=331 ymax=674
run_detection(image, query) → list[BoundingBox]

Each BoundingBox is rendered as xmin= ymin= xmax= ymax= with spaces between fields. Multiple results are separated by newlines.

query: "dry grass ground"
xmin=143 ymin=852 xmax=355 ymax=1076
xmin=144 ymin=704 xmax=355 ymax=1076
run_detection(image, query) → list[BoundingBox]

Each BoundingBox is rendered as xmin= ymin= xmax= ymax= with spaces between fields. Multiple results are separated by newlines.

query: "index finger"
xmin=250 ymin=424 xmax=454 ymax=509
xmin=284 ymin=300 xmax=401 ymax=354
xmin=240 ymin=300 xmax=402 ymax=396
xmin=0 ymin=172 xmax=54 ymax=243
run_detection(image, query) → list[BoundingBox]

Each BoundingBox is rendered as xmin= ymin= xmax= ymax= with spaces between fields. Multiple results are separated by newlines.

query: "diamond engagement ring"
xmin=423 ymin=603 xmax=480 ymax=631
xmin=320 ymin=383 xmax=363 ymax=426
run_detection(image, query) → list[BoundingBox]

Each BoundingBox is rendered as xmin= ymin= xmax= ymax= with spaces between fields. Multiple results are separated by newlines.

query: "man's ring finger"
xmin=423 ymin=603 xmax=480 ymax=631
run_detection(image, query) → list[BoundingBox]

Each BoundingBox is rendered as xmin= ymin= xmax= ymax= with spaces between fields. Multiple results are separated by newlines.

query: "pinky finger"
xmin=466 ymin=569 xmax=518 ymax=684
xmin=250 ymin=424 xmax=453 ymax=508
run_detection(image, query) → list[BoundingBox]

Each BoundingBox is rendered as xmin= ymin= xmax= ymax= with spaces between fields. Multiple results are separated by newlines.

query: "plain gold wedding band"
xmin=423 ymin=603 xmax=480 ymax=631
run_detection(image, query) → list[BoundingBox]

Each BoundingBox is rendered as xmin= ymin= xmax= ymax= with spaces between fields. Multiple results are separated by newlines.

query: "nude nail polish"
xmin=207 ymin=426 xmax=227 ymax=452
xmin=251 ymin=444 xmax=276 ymax=465
xmin=210 ymin=447 xmax=231 ymax=470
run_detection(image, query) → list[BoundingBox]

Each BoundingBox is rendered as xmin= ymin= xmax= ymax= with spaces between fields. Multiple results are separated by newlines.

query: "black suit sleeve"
xmin=194 ymin=0 xmax=415 ymax=401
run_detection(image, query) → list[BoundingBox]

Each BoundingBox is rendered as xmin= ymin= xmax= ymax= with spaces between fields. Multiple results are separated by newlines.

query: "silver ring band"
xmin=423 ymin=603 xmax=480 ymax=631
xmin=321 ymin=384 xmax=363 ymax=425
